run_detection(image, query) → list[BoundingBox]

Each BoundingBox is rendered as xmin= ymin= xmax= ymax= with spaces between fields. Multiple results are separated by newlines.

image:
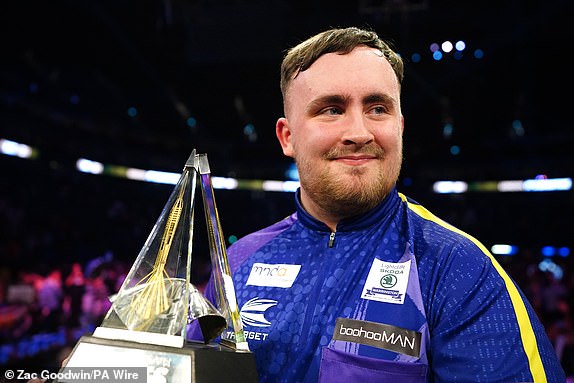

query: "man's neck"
xmin=299 ymin=192 xmax=342 ymax=232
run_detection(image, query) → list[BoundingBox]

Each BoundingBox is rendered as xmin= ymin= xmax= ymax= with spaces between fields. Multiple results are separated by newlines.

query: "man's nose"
xmin=342 ymin=113 xmax=374 ymax=146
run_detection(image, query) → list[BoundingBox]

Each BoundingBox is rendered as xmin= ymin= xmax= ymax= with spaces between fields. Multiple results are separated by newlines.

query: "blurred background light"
xmin=76 ymin=158 xmax=104 ymax=174
xmin=455 ymin=40 xmax=466 ymax=51
xmin=491 ymin=244 xmax=518 ymax=256
xmin=0 ymin=139 xmax=35 ymax=159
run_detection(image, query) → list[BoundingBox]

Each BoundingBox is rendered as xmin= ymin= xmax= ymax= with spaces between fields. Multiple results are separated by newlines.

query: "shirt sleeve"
xmin=427 ymin=241 xmax=565 ymax=383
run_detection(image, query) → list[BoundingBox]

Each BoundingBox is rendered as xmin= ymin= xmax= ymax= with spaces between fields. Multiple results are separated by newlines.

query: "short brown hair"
xmin=280 ymin=27 xmax=404 ymax=100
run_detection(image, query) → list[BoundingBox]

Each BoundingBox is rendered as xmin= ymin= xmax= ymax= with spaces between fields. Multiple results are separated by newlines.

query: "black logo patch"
xmin=333 ymin=317 xmax=421 ymax=357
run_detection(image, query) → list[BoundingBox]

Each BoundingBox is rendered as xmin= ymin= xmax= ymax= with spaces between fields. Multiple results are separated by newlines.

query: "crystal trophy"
xmin=197 ymin=153 xmax=249 ymax=351
xmin=55 ymin=150 xmax=258 ymax=383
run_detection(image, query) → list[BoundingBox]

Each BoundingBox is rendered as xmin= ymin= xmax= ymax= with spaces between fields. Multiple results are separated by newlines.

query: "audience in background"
xmin=63 ymin=263 xmax=85 ymax=328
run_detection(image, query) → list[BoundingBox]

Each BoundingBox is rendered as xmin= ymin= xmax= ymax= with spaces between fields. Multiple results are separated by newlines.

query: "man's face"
xmin=276 ymin=46 xmax=404 ymax=224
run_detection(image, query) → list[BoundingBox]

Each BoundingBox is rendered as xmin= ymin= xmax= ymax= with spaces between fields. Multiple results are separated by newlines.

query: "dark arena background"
xmin=1 ymin=0 xmax=573 ymax=377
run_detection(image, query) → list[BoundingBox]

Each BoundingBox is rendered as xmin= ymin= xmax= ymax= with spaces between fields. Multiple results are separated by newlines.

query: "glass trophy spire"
xmin=94 ymin=151 xmax=199 ymax=347
xmin=56 ymin=150 xmax=258 ymax=383
xmin=197 ymin=153 xmax=249 ymax=351
xmin=93 ymin=150 xmax=248 ymax=351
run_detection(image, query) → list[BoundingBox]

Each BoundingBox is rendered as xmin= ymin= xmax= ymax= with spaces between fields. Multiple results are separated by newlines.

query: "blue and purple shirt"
xmin=202 ymin=188 xmax=565 ymax=382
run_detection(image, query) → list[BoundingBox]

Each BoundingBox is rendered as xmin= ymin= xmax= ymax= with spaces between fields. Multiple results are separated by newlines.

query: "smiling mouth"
xmin=337 ymin=155 xmax=377 ymax=161
xmin=326 ymin=145 xmax=384 ymax=161
xmin=332 ymin=155 xmax=378 ymax=166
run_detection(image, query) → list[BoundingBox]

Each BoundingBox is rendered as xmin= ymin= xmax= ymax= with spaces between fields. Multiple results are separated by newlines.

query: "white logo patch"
xmin=246 ymin=263 xmax=301 ymax=288
xmin=240 ymin=297 xmax=278 ymax=327
xmin=361 ymin=259 xmax=411 ymax=304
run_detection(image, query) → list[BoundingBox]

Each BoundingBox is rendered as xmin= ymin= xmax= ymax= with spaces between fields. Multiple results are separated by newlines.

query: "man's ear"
xmin=276 ymin=117 xmax=294 ymax=157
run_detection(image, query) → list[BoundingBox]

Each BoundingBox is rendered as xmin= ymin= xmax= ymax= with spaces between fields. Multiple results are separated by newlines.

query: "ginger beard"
xmin=295 ymin=141 xmax=403 ymax=219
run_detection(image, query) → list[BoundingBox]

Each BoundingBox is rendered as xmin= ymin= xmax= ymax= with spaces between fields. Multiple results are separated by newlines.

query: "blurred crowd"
xmin=0 ymin=256 xmax=127 ymax=367
xmin=506 ymin=255 xmax=574 ymax=375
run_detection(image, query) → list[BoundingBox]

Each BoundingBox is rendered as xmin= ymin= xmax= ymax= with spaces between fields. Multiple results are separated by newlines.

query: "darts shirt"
xmin=202 ymin=188 xmax=565 ymax=382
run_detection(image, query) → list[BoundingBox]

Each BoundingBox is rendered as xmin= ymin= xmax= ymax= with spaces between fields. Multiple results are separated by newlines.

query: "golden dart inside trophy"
xmin=55 ymin=150 xmax=258 ymax=383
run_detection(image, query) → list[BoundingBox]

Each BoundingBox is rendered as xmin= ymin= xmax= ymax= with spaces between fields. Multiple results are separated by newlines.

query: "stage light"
xmin=262 ymin=180 xmax=299 ymax=192
xmin=496 ymin=177 xmax=572 ymax=192
xmin=491 ymin=244 xmax=518 ymax=255
xmin=125 ymin=168 xmax=147 ymax=182
xmin=541 ymin=246 xmax=555 ymax=257
xmin=429 ymin=43 xmax=439 ymax=52
xmin=441 ymin=41 xmax=453 ymax=53
xmin=497 ymin=180 xmax=523 ymax=192
xmin=432 ymin=51 xmax=443 ymax=61
xmin=212 ymin=176 xmax=239 ymax=190
xmin=523 ymin=177 xmax=572 ymax=192
xmin=76 ymin=158 xmax=104 ymax=174
xmin=474 ymin=49 xmax=484 ymax=59
xmin=433 ymin=181 xmax=468 ymax=194
xmin=450 ymin=145 xmax=460 ymax=155
xmin=127 ymin=107 xmax=137 ymax=117
xmin=455 ymin=40 xmax=466 ymax=51
xmin=558 ymin=247 xmax=570 ymax=257
xmin=0 ymin=139 xmax=34 ymax=159
xmin=143 ymin=170 xmax=180 ymax=185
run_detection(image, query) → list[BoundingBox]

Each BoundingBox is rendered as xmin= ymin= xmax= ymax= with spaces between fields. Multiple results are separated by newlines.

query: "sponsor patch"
xmin=246 ymin=263 xmax=301 ymax=288
xmin=333 ymin=317 xmax=421 ymax=357
xmin=240 ymin=297 xmax=277 ymax=327
xmin=361 ymin=259 xmax=411 ymax=304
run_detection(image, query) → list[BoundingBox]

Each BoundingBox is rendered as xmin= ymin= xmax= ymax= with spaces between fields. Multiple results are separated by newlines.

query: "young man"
xmin=203 ymin=27 xmax=565 ymax=382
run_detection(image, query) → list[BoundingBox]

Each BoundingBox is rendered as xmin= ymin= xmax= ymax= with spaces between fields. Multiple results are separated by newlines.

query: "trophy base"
xmin=55 ymin=335 xmax=259 ymax=383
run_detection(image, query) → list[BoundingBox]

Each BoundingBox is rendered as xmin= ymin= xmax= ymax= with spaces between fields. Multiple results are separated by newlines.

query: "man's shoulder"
xmin=399 ymin=193 xmax=459 ymax=237
xmin=238 ymin=213 xmax=297 ymax=243
xmin=227 ymin=213 xmax=297 ymax=269
xmin=398 ymin=192 xmax=487 ymax=255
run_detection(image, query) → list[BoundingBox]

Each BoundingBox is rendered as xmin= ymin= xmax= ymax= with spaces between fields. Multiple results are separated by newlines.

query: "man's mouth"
xmin=333 ymin=155 xmax=377 ymax=166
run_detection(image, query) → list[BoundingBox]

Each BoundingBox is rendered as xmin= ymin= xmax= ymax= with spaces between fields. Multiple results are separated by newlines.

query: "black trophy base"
xmin=55 ymin=335 xmax=259 ymax=383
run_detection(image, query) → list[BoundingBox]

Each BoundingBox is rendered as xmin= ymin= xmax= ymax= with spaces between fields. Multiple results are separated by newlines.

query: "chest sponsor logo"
xmin=221 ymin=297 xmax=277 ymax=343
xmin=361 ymin=258 xmax=411 ymax=304
xmin=240 ymin=297 xmax=277 ymax=327
xmin=333 ymin=317 xmax=421 ymax=357
xmin=246 ymin=263 xmax=301 ymax=288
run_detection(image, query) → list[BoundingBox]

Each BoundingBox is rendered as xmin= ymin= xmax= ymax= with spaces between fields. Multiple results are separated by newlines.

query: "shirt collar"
xmin=294 ymin=187 xmax=401 ymax=232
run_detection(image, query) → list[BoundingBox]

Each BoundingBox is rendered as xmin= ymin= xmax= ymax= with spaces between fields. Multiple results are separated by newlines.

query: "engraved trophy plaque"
xmin=56 ymin=150 xmax=258 ymax=383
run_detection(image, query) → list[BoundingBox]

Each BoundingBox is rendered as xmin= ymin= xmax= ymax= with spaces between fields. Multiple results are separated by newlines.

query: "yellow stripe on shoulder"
xmin=398 ymin=192 xmax=547 ymax=382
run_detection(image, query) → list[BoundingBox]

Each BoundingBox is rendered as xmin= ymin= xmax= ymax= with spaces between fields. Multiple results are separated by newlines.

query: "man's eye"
xmin=370 ymin=106 xmax=387 ymax=114
xmin=321 ymin=107 xmax=342 ymax=115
